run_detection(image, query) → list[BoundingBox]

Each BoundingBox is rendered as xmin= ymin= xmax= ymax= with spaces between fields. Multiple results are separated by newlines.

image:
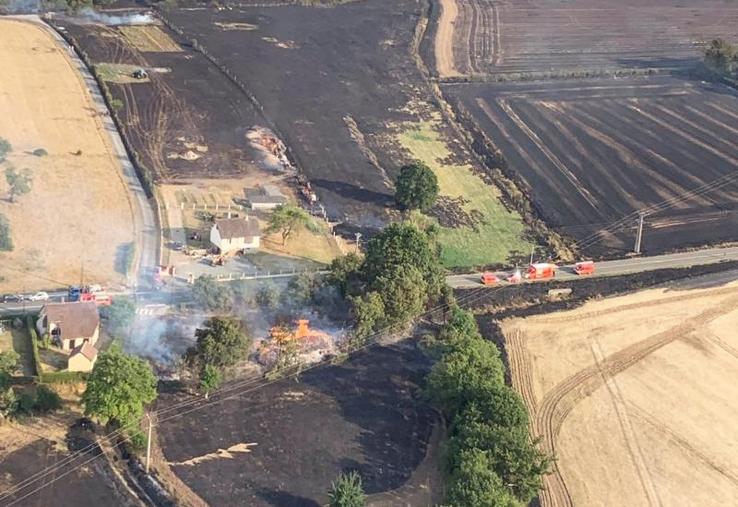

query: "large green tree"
xmin=328 ymin=471 xmax=366 ymax=507
xmin=370 ymin=264 xmax=428 ymax=329
xmin=266 ymin=204 xmax=317 ymax=245
xmin=186 ymin=317 xmax=250 ymax=370
xmin=101 ymin=297 xmax=136 ymax=336
xmin=4 ymin=167 xmax=32 ymax=203
xmin=446 ymin=448 xmax=518 ymax=507
xmin=364 ymin=222 xmax=443 ymax=299
xmin=327 ymin=253 xmax=363 ymax=296
xmin=394 ymin=161 xmax=439 ymax=211
xmin=192 ymin=275 xmax=233 ymax=312
xmin=82 ymin=345 xmax=157 ymax=427
xmin=348 ymin=291 xmax=385 ymax=340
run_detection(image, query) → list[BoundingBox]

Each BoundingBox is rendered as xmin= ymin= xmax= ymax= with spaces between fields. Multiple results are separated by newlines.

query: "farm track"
xmin=100 ymin=27 xmax=200 ymax=180
xmin=529 ymin=291 xmax=738 ymax=507
xmin=506 ymin=328 xmax=537 ymax=413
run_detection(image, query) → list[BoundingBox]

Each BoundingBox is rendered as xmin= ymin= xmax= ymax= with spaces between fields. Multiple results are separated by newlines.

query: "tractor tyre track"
xmin=532 ymin=292 xmax=738 ymax=507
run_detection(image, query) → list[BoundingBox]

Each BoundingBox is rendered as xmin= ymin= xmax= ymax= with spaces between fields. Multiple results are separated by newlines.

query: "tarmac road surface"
xmin=446 ymin=246 xmax=738 ymax=288
xmin=38 ymin=16 xmax=161 ymax=290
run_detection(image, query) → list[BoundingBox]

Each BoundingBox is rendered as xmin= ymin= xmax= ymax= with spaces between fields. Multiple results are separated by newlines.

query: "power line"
xmin=8 ymin=167 xmax=738 ymax=502
xmin=0 ymin=282 xmax=505 ymax=506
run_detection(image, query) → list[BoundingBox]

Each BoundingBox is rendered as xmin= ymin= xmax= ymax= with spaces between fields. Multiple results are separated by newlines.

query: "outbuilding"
xmin=244 ymin=184 xmax=287 ymax=210
xmin=210 ymin=216 xmax=260 ymax=254
xmin=68 ymin=342 xmax=98 ymax=372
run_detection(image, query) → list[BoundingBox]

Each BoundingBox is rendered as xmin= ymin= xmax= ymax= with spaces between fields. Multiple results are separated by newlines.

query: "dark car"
xmin=2 ymin=294 xmax=22 ymax=303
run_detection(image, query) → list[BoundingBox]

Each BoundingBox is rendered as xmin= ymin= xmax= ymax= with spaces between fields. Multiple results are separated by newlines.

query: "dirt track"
xmin=0 ymin=19 xmax=134 ymax=291
xmin=434 ymin=0 xmax=459 ymax=78
xmin=502 ymin=274 xmax=738 ymax=506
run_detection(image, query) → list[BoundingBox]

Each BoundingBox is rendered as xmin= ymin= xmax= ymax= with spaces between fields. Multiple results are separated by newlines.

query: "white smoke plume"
xmin=77 ymin=8 xmax=155 ymax=26
xmin=2 ymin=0 xmax=40 ymax=13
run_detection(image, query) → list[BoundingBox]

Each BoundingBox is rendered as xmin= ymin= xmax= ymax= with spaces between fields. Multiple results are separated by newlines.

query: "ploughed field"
xmin=157 ymin=342 xmax=439 ymax=507
xmin=445 ymin=76 xmax=738 ymax=257
xmin=498 ymin=269 xmax=738 ymax=507
xmin=432 ymin=0 xmax=738 ymax=78
xmin=159 ymin=0 xmax=431 ymax=228
xmin=55 ymin=20 xmax=263 ymax=180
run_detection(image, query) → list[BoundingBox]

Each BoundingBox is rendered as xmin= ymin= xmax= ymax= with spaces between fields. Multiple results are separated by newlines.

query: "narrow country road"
xmin=447 ymin=246 xmax=738 ymax=288
xmin=33 ymin=15 xmax=160 ymax=290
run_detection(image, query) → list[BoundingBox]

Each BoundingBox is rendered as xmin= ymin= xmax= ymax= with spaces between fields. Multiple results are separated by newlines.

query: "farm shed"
xmin=245 ymin=184 xmax=287 ymax=210
xmin=68 ymin=342 xmax=98 ymax=372
xmin=210 ymin=217 xmax=260 ymax=254
xmin=37 ymin=302 xmax=100 ymax=352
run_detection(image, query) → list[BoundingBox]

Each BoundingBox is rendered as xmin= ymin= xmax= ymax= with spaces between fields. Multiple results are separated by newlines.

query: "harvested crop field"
xmin=445 ymin=76 xmax=738 ymax=257
xmin=499 ymin=269 xmax=738 ymax=507
xmin=431 ymin=0 xmax=738 ymax=78
xmin=156 ymin=341 xmax=441 ymax=506
xmin=55 ymin=19 xmax=263 ymax=180
xmin=0 ymin=18 xmax=134 ymax=291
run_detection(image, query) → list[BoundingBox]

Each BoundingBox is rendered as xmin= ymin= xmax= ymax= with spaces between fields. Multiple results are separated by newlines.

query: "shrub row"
xmin=25 ymin=314 xmax=87 ymax=384
xmin=427 ymin=307 xmax=548 ymax=506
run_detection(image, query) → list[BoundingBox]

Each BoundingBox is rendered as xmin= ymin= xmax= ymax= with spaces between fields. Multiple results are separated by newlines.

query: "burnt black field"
xmin=55 ymin=21 xmax=263 ymax=180
xmin=157 ymin=342 xmax=437 ymax=506
xmin=160 ymin=0 xmax=431 ymax=228
xmin=445 ymin=76 xmax=738 ymax=256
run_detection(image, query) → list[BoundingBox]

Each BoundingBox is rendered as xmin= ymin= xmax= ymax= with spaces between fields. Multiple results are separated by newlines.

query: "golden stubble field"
xmin=0 ymin=19 xmax=134 ymax=292
xmin=501 ymin=272 xmax=738 ymax=507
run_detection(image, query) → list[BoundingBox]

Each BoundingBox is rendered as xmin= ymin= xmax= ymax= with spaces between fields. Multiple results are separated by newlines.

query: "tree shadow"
xmin=114 ymin=242 xmax=135 ymax=275
xmin=255 ymin=488 xmax=320 ymax=507
xmin=311 ymin=179 xmax=393 ymax=206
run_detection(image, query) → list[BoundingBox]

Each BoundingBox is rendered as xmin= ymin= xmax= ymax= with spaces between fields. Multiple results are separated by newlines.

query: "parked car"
xmin=1 ymin=294 xmax=22 ymax=303
xmin=27 ymin=291 xmax=49 ymax=302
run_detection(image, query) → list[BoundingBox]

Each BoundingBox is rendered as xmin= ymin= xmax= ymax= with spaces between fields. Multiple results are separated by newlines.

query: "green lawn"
xmin=397 ymin=119 xmax=533 ymax=268
xmin=95 ymin=63 xmax=150 ymax=84
xmin=0 ymin=324 xmax=35 ymax=376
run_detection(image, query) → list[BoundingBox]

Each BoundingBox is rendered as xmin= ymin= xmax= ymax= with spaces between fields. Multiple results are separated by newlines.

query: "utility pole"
xmin=529 ymin=246 xmax=535 ymax=265
xmin=634 ymin=212 xmax=645 ymax=254
xmin=145 ymin=413 xmax=153 ymax=474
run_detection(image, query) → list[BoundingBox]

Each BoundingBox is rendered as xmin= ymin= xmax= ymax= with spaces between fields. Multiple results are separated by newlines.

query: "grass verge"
xmin=397 ymin=119 xmax=532 ymax=268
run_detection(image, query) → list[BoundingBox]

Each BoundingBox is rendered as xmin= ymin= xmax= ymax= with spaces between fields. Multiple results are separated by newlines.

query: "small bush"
xmin=255 ymin=283 xmax=280 ymax=309
xmin=32 ymin=148 xmax=48 ymax=157
xmin=16 ymin=393 xmax=36 ymax=415
xmin=0 ymin=137 xmax=11 ymax=162
xmin=0 ymin=213 xmax=13 ymax=251
xmin=36 ymin=385 xmax=62 ymax=413
xmin=110 ymin=98 xmax=124 ymax=111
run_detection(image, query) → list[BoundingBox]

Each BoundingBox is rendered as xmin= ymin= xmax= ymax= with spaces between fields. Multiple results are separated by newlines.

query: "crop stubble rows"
xmin=438 ymin=0 xmax=738 ymax=76
xmin=446 ymin=77 xmax=738 ymax=256
xmin=507 ymin=287 xmax=738 ymax=507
